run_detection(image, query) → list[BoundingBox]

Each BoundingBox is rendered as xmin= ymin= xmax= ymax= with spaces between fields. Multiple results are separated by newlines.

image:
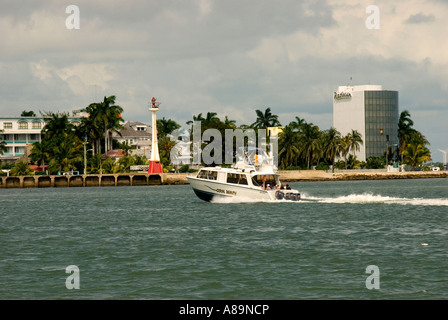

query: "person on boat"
xmin=286 ymin=184 xmax=291 ymax=190
xmin=266 ymin=184 xmax=272 ymax=190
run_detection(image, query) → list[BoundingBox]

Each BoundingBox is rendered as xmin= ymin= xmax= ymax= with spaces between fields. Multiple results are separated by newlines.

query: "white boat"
xmin=187 ymin=147 xmax=301 ymax=202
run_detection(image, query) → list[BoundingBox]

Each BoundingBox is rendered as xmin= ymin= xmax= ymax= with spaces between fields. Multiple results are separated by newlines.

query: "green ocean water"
xmin=0 ymin=178 xmax=447 ymax=299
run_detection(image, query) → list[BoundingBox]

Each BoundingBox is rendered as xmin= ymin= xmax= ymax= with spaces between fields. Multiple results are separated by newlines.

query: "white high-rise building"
xmin=333 ymin=85 xmax=399 ymax=162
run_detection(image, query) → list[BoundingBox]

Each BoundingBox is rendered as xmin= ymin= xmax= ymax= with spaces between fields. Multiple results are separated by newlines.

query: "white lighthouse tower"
xmin=148 ymin=97 xmax=163 ymax=174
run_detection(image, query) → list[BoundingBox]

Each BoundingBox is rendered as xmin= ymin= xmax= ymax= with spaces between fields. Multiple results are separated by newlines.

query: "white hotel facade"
xmin=0 ymin=113 xmax=84 ymax=162
xmin=333 ymin=85 xmax=399 ymax=162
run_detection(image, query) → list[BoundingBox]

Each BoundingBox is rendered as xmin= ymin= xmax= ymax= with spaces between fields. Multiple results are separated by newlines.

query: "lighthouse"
xmin=148 ymin=97 xmax=163 ymax=174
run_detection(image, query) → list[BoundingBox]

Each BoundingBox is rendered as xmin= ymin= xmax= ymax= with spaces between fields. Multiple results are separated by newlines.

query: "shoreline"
xmin=0 ymin=170 xmax=446 ymax=188
xmin=278 ymin=170 xmax=448 ymax=182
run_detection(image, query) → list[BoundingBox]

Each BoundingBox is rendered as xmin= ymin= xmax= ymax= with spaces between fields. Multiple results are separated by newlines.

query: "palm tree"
xmin=290 ymin=116 xmax=306 ymax=132
xmin=88 ymin=154 xmax=103 ymax=174
xmin=403 ymin=143 xmax=431 ymax=169
xmin=251 ymin=107 xmax=281 ymax=128
xmin=50 ymin=134 xmax=82 ymax=174
xmin=346 ymin=154 xmax=361 ymax=169
xmin=340 ymin=134 xmax=351 ymax=168
xmin=86 ymin=96 xmax=123 ymax=154
xmin=117 ymin=155 xmax=134 ymax=173
xmin=77 ymin=115 xmax=102 ymax=156
xmin=30 ymin=141 xmax=50 ymax=172
xmin=100 ymin=158 xmax=115 ymax=174
xmin=299 ymin=122 xmax=320 ymax=169
xmin=10 ymin=161 xmax=34 ymax=176
xmin=347 ymin=129 xmax=363 ymax=156
xmin=0 ymin=130 xmax=6 ymax=155
xmin=322 ymin=127 xmax=342 ymax=172
xmin=186 ymin=113 xmax=205 ymax=126
xmin=157 ymin=117 xmax=181 ymax=137
xmin=159 ymin=135 xmax=178 ymax=167
xmin=41 ymin=112 xmax=74 ymax=144
xmin=398 ymin=110 xmax=416 ymax=162
xmin=202 ymin=112 xmax=220 ymax=129
xmin=223 ymin=116 xmax=237 ymax=129
xmin=132 ymin=154 xmax=148 ymax=165
xmin=278 ymin=124 xmax=300 ymax=169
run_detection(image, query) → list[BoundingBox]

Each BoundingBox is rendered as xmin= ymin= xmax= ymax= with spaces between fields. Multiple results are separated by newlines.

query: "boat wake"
xmin=211 ymin=192 xmax=448 ymax=206
xmin=301 ymin=192 xmax=448 ymax=206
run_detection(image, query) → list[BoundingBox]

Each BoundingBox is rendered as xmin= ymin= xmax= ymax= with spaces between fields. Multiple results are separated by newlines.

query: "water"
xmin=0 ymin=178 xmax=447 ymax=300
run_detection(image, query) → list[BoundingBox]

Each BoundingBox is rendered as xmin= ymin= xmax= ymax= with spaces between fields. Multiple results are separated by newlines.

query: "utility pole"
xmin=83 ymin=135 xmax=87 ymax=175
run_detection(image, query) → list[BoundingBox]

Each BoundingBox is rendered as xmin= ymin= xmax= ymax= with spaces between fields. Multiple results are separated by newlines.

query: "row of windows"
xmin=366 ymin=103 xmax=397 ymax=109
xmin=365 ymin=100 xmax=398 ymax=107
xmin=1 ymin=134 xmax=42 ymax=141
xmin=2 ymin=146 xmax=27 ymax=154
xmin=365 ymin=91 xmax=398 ymax=99
xmin=2 ymin=120 xmax=81 ymax=130
xmin=3 ymin=121 xmax=42 ymax=129
xmin=197 ymin=170 xmax=218 ymax=180
xmin=366 ymin=117 xmax=398 ymax=125
xmin=365 ymin=122 xmax=398 ymax=130
xmin=366 ymin=108 xmax=398 ymax=117
xmin=366 ymin=147 xmax=396 ymax=158
xmin=226 ymin=173 xmax=248 ymax=185
xmin=366 ymin=138 xmax=399 ymax=144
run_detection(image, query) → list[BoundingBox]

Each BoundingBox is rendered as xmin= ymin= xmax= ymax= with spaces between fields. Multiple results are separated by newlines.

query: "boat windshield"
xmin=251 ymin=174 xmax=278 ymax=187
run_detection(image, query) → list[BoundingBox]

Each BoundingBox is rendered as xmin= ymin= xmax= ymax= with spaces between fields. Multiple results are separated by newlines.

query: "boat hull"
xmin=187 ymin=176 xmax=273 ymax=201
xmin=187 ymin=176 xmax=300 ymax=202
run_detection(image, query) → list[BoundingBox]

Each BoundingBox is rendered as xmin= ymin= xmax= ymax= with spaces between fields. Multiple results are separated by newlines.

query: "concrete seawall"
xmin=0 ymin=171 xmax=446 ymax=188
xmin=0 ymin=173 xmax=165 ymax=188
xmin=278 ymin=170 xmax=448 ymax=181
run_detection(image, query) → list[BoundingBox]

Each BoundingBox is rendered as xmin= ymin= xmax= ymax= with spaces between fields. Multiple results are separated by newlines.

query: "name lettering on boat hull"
xmin=216 ymin=188 xmax=237 ymax=195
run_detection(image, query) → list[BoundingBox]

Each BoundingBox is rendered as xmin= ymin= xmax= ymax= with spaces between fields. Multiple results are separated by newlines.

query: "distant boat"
xmin=187 ymin=147 xmax=301 ymax=202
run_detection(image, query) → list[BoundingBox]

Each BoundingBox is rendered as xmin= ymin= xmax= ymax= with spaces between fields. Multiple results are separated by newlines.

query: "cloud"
xmin=0 ymin=0 xmax=447 ymax=161
xmin=405 ymin=12 xmax=435 ymax=24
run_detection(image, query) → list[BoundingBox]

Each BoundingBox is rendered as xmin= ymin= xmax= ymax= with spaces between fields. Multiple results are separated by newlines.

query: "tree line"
xmin=0 ymin=99 xmax=433 ymax=176
xmin=169 ymin=107 xmax=431 ymax=171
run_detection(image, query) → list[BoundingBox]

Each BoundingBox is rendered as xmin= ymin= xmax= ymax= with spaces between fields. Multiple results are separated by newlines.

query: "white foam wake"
xmin=210 ymin=192 xmax=448 ymax=206
xmin=302 ymin=192 xmax=448 ymax=206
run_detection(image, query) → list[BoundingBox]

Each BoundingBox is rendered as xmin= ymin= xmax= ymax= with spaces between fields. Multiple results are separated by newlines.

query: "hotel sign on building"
xmin=333 ymin=91 xmax=352 ymax=100
xmin=333 ymin=85 xmax=399 ymax=162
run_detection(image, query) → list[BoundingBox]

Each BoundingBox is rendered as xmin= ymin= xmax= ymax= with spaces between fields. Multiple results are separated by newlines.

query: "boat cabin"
xmin=195 ymin=167 xmax=280 ymax=189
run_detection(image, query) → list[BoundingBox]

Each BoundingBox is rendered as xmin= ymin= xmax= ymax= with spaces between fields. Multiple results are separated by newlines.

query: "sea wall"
xmin=0 ymin=173 xmax=163 ymax=188
xmin=278 ymin=170 xmax=448 ymax=181
xmin=0 ymin=171 xmax=446 ymax=188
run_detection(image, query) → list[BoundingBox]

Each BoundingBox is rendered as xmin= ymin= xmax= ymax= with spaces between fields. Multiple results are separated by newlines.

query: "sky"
xmin=0 ymin=0 xmax=447 ymax=162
